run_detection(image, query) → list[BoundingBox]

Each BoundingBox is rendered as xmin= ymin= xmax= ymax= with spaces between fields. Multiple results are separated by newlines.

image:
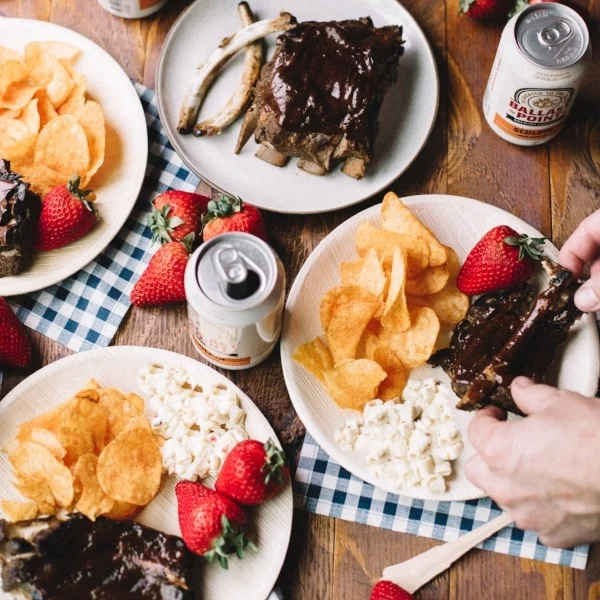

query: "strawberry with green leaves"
xmin=215 ymin=439 xmax=290 ymax=506
xmin=148 ymin=190 xmax=209 ymax=245
xmin=34 ymin=175 xmax=97 ymax=251
xmin=460 ymin=0 xmax=514 ymax=19
xmin=202 ymin=195 xmax=267 ymax=243
xmin=0 ymin=298 xmax=31 ymax=369
xmin=130 ymin=235 xmax=194 ymax=306
xmin=457 ymin=225 xmax=545 ymax=295
xmin=175 ymin=481 xmax=255 ymax=569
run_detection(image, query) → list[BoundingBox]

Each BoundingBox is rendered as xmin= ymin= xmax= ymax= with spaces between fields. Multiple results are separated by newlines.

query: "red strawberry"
xmin=202 ymin=196 xmax=267 ymax=243
xmin=457 ymin=225 xmax=545 ymax=295
xmin=215 ymin=439 xmax=290 ymax=506
xmin=0 ymin=298 xmax=31 ymax=368
xmin=460 ymin=0 xmax=514 ymax=19
xmin=34 ymin=175 xmax=97 ymax=251
xmin=149 ymin=190 xmax=210 ymax=245
xmin=130 ymin=236 xmax=192 ymax=306
xmin=370 ymin=581 xmax=414 ymax=600
xmin=175 ymin=481 xmax=254 ymax=568
xmin=510 ymin=0 xmax=591 ymax=23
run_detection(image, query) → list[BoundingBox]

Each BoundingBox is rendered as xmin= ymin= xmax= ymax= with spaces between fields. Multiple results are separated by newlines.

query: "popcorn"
xmin=335 ymin=378 xmax=462 ymax=494
xmin=139 ymin=364 xmax=249 ymax=482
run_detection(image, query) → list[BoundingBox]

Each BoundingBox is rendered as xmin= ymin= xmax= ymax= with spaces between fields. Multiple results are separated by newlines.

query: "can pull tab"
xmin=539 ymin=20 xmax=572 ymax=46
xmin=213 ymin=246 xmax=261 ymax=301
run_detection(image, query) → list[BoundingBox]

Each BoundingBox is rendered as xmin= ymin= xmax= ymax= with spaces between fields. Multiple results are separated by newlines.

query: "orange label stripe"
xmin=493 ymin=113 xmax=563 ymax=140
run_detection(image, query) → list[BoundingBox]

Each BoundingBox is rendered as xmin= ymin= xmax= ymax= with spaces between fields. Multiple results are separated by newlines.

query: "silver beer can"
xmin=483 ymin=2 xmax=591 ymax=146
xmin=184 ymin=233 xmax=286 ymax=370
xmin=96 ymin=0 xmax=168 ymax=19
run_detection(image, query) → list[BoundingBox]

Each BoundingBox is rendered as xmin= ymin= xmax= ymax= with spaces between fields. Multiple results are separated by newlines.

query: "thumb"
xmin=511 ymin=377 xmax=559 ymax=415
xmin=574 ymin=277 xmax=600 ymax=312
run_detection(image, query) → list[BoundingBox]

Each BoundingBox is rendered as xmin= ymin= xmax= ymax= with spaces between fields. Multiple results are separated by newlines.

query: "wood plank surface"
xmin=1 ymin=0 xmax=599 ymax=598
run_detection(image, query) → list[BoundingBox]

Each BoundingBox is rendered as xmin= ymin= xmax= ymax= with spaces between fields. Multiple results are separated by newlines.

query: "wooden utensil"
xmin=381 ymin=512 xmax=513 ymax=594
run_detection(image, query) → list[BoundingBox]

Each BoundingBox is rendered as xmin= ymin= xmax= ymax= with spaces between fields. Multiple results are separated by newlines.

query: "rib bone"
xmin=193 ymin=3 xmax=263 ymax=137
xmin=177 ymin=11 xmax=296 ymax=133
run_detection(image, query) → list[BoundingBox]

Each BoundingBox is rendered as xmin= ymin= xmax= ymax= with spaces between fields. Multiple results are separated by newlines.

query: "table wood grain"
xmin=1 ymin=0 xmax=600 ymax=598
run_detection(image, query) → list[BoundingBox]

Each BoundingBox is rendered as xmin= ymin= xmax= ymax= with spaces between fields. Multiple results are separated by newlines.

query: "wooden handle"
xmin=382 ymin=512 xmax=513 ymax=594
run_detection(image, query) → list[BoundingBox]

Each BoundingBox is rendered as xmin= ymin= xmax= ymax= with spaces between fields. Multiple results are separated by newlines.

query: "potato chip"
xmin=73 ymin=101 xmax=105 ymax=185
xmin=444 ymin=246 xmax=461 ymax=280
xmin=19 ymin=98 xmax=40 ymax=134
xmin=322 ymin=286 xmax=381 ymax=365
xmin=73 ymin=454 xmax=114 ymax=521
xmin=34 ymin=89 xmax=58 ymax=126
xmin=293 ymin=337 xmax=333 ymax=384
xmin=381 ymin=192 xmax=447 ymax=267
xmin=1 ymin=79 xmax=40 ymax=111
xmin=0 ymin=60 xmax=27 ymax=92
xmin=16 ymin=400 xmax=74 ymax=442
xmin=0 ymin=133 xmax=37 ymax=168
xmin=98 ymin=387 xmax=150 ymax=443
xmin=381 ymin=307 xmax=440 ymax=368
xmin=103 ymin=499 xmax=141 ymax=520
xmin=45 ymin=59 xmax=75 ymax=108
xmin=57 ymin=426 xmax=95 ymax=467
xmin=13 ymin=478 xmax=57 ymax=515
xmin=125 ymin=393 xmax=146 ymax=413
xmin=27 ymin=41 xmax=81 ymax=65
xmin=0 ymin=47 xmax=23 ymax=66
xmin=324 ymin=359 xmax=387 ymax=410
xmin=381 ymin=247 xmax=410 ymax=332
xmin=413 ymin=285 xmax=470 ymax=326
xmin=340 ymin=248 xmax=387 ymax=300
xmin=18 ymin=163 xmax=66 ymax=198
xmin=29 ymin=428 xmax=66 ymax=460
xmin=0 ymin=499 xmax=38 ymax=522
xmin=355 ymin=221 xmax=429 ymax=278
xmin=361 ymin=328 xmax=380 ymax=361
xmin=0 ymin=107 xmax=21 ymax=119
xmin=372 ymin=346 xmax=408 ymax=401
xmin=34 ymin=114 xmax=89 ymax=176
xmin=97 ymin=427 xmax=162 ymax=506
xmin=406 ymin=265 xmax=450 ymax=296
xmin=58 ymin=60 xmax=86 ymax=115
xmin=58 ymin=397 xmax=108 ymax=463
xmin=8 ymin=441 xmax=74 ymax=507
xmin=0 ymin=118 xmax=29 ymax=144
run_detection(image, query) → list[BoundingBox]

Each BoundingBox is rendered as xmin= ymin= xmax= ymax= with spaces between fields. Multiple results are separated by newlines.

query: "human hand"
xmin=465 ymin=377 xmax=600 ymax=548
xmin=559 ymin=209 xmax=600 ymax=312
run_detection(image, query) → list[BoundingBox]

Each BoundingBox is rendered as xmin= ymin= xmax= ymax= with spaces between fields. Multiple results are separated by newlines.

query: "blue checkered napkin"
xmin=294 ymin=433 xmax=589 ymax=570
xmin=7 ymin=84 xmax=200 ymax=352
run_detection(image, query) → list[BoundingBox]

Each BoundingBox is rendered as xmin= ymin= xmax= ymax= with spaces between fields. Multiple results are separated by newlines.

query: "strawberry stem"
xmin=148 ymin=204 xmax=185 ymax=245
xmin=203 ymin=515 xmax=256 ymax=570
xmin=201 ymin=195 xmax=242 ymax=226
xmin=67 ymin=174 xmax=97 ymax=217
xmin=504 ymin=234 xmax=546 ymax=261
xmin=261 ymin=439 xmax=288 ymax=486
xmin=509 ymin=0 xmax=530 ymax=17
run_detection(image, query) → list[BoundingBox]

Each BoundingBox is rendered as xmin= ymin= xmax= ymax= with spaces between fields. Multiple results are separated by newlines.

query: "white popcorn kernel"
xmin=424 ymin=474 xmax=446 ymax=494
xmin=398 ymin=401 xmax=416 ymax=424
xmin=416 ymin=456 xmax=435 ymax=479
xmin=408 ymin=429 xmax=431 ymax=457
xmin=438 ymin=421 xmax=460 ymax=443
xmin=434 ymin=460 xmax=452 ymax=477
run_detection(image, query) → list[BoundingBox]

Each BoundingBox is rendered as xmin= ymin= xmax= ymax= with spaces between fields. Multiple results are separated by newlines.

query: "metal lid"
xmin=196 ymin=233 xmax=277 ymax=309
xmin=515 ymin=3 xmax=588 ymax=69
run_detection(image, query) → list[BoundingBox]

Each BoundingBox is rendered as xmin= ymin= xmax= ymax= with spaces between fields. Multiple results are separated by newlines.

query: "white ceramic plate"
xmin=281 ymin=194 xmax=600 ymax=501
xmin=0 ymin=19 xmax=147 ymax=297
xmin=0 ymin=347 xmax=293 ymax=600
xmin=156 ymin=0 xmax=438 ymax=214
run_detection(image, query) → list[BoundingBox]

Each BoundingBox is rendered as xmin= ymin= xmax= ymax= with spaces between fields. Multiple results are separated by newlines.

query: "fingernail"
xmin=512 ymin=376 xmax=533 ymax=388
xmin=575 ymin=285 xmax=600 ymax=312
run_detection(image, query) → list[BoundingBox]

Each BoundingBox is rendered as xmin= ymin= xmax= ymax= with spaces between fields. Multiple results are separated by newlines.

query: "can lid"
xmin=515 ymin=3 xmax=588 ymax=69
xmin=196 ymin=233 xmax=277 ymax=309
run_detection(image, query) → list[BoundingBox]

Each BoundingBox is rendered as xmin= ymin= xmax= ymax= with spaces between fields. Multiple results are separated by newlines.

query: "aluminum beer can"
xmin=96 ymin=0 xmax=168 ymax=18
xmin=184 ymin=233 xmax=286 ymax=370
xmin=483 ymin=2 xmax=591 ymax=146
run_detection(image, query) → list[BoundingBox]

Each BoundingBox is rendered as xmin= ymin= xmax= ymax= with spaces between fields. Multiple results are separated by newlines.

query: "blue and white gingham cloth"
xmin=294 ymin=433 xmax=589 ymax=569
xmin=7 ymin=84 xmax=200 ymax=352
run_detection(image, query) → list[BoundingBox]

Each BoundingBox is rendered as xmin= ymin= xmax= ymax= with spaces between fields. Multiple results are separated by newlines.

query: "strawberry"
xmin=370 ymin=581 xmax=414 ymax=600
xmin=130 ymin=236 xmax=193 ymax=306
xmin=510 ymin=0 xmax=591 ymax=23
xmin=148 ymin=190 xmax=209 ymax=245
xmin=175 ymin=481 xmax=255 ymax=568
xmin=0 ymin=298 xmax=31 ymax=368
xmin=460 ymin=0 xmax=514 ymax=19
xmin=457 ymin=225 xmax=545 ymax=295
xmin=202 ymin=195 xmax=267 ymax=243
xmin=215 ymin=439 xmax=290 ymax=506
xmin=34 ymin=175 xmax=97 ymax=251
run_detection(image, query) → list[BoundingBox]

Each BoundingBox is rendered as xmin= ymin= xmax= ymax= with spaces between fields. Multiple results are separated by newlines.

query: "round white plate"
xmin=156 ymin=0 xmax=438 ymax=214
xmin=0 ymin=347 xmax=293 ymax=600
xmin=281 ymin=194 xmax=600 ymax=501
xmin=0 ymin=19 xmax=147 ymax=297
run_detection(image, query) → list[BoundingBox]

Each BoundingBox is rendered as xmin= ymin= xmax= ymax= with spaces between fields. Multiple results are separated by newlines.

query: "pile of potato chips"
xmin=293 ymin=192 xmax=470 ymax=411
xmin=0 ymin=41 xmax=105 ymax=198
xmin=0 ymin=380 xmax=162 ymax=523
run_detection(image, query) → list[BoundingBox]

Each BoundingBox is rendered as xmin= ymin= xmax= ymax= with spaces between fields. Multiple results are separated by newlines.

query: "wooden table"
xmin=2 ymin=0 xmax=600 ymax=597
